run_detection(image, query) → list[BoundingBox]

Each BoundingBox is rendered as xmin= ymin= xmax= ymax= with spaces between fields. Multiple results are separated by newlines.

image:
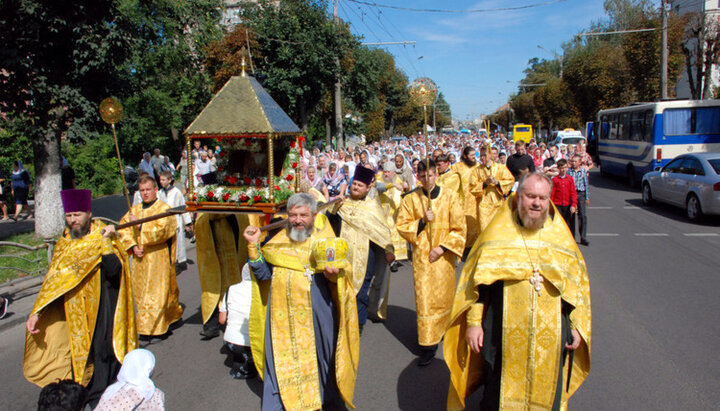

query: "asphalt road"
xmin=1 ymin=173 xmax=719 ymax=410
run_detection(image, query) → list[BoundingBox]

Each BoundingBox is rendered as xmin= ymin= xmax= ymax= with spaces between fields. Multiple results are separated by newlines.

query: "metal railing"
xmin=0 ymin=241 xmax=50 ymax=277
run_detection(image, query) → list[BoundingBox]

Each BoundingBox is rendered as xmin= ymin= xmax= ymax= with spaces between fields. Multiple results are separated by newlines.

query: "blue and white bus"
xmin=596 ymin=100 xmax=720 ymax=186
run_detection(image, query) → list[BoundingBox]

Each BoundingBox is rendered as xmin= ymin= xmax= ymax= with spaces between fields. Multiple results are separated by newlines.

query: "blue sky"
xmin=332 ymin=0 xmax=608 ymax=121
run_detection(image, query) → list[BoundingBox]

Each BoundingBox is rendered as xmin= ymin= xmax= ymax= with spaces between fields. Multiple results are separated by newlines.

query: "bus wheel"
xmin=642 ymin=182 xmax=654 ymax=206
xmin=626 ymin=165 xmax=637 ymax=188
xmin=686 ymin=194 xmax=704 ymax=222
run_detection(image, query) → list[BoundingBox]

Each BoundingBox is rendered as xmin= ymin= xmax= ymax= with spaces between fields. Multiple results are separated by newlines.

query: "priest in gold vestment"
xmin=376 ymin=162 xmax=408 ymax=261
xmin=474 ymin=146 xmax=515 ymax=233
xmin=444 ymin=173 xmax=591 ymax=411
xmin=118 ymin=175 xmax=182 ymax=339
xmin=24 ymin=189 xmax=137 ymax=408
xmin=397 ymin=159 xmax=466 ymax=366
xmin=194 ymin=213 xmax=263 ymax=339
xmin=328 ymin=165 xmax=395 ymax=329
xmin=451 ymin=146 xmax=484 ymax=252
xmin=245 ymin=193 xmax=359 ymax=410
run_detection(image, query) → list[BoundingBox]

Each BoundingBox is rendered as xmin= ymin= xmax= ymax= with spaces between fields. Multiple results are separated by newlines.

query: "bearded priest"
xmin=327 ymin=165 xmax=395 ymax=329
xmin=244 ymin=193 xmax=359 ymax=411
xmin=23 ymin=189 xmax=137 ymax=408
xmin=444 ymin=172 xmax=591 ymax=410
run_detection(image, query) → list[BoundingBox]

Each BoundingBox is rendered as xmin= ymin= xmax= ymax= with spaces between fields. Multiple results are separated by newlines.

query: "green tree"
xmin=0 ymin=0 xmax=133 ymax=237
xmin=434 ymin=92 xmax=452 ymax=129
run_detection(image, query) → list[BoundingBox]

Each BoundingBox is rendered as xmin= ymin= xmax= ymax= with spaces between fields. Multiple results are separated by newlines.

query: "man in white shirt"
xmin=138 ymin=152 xmax=155 ymax=179
xmin=194 ymin=151 xmax=216 ymax=186
xmin=158 ymin=171 xmax=193 ymax=271
xmin=150 ymin=148 xmax=165 ymax=177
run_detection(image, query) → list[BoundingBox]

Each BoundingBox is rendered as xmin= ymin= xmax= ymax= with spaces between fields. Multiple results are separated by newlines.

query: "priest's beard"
xmin=518 ymin=200 xmax=549 ymax=231
xmin=462 ymin=157 xmax=476 ymax=167
xmin=288 ymin=224 xmax=313 ymax=242
xmin=69 ymin=220 xmax=92 ymax=240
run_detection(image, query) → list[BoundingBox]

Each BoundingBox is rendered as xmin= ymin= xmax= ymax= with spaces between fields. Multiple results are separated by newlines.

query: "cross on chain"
xmin=304 ymin=268 xmax=314 ymax=284
xmin=529 ymin=268 xmax=543 ymax=296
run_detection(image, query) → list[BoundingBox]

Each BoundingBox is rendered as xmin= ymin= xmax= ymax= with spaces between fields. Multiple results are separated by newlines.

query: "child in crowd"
xmin=219 ymin=263 xmax=257 ymax=379
xmin=37 ymin=380 xmax=88 ymax=411
xmin=550 ymin=159 xmax=577 ymax=226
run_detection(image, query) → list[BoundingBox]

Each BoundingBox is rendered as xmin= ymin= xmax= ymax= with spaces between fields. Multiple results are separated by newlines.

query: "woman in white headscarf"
xmin=95 ymin=349 xmax=165 ymax=411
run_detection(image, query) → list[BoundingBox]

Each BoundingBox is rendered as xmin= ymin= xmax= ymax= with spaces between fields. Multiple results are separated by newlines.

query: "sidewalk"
xmin=0 ymin=194 xmax=131 ymax=331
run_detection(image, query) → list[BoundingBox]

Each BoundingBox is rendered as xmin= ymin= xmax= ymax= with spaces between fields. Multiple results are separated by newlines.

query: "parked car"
xmin=641 ymin=153 xmax=720 ymax=221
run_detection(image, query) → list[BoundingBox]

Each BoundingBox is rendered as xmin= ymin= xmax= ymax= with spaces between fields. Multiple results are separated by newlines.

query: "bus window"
xmin=644 ymin=110 xmax=654 ymax=141
xmin=609 ymin=114 xmax=618 ymax=139
xmin=664 ymin=108 xmax=692 ymax=135
xmin=618 ymin=113 xmax=629 ymax=140
xmin=630 ymin=111 xmax=644 ymax=141
xmin=696 ymin=107 xmax=720 ymax=134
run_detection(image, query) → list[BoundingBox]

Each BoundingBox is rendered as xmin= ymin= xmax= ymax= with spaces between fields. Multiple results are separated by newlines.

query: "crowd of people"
xmin=23 ymin=130 xmax=593 ymax=411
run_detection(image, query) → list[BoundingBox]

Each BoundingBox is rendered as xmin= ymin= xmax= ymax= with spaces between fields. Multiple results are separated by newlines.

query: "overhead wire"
xmin=365 ymin=6 xmax=425 ymax=78
xmin=344 ymin=0 xmax=567 ymax=14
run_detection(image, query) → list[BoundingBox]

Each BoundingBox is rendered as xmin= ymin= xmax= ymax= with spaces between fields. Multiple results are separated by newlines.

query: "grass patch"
xmin=0 ymin=233 xmax=49 ymax=284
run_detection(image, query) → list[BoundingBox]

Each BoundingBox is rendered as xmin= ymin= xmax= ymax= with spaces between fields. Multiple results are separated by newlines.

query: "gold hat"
xmin=311 ymin=237 xmax=350 ymax=271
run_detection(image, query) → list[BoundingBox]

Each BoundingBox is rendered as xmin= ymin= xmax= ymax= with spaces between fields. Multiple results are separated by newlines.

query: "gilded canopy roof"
xmin=184 ymin=74 xmax=300 ymax=137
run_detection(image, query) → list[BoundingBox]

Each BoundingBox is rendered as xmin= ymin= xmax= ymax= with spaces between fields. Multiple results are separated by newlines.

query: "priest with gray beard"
xmin=244 ymin=193 xmax=359 ymax=411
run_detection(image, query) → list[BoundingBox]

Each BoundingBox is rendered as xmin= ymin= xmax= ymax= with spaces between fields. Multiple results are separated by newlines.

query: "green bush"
xmin=62 ymin=134 xmax=123 ymax=196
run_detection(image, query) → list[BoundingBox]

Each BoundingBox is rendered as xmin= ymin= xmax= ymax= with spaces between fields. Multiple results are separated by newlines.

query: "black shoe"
xmin=176 ymin=262 xmax=187 ymax=272
xmin=418 ymin=349 xmax=435 ymax=366
xmin=358 ymin=323 xmax=364 ymax=336
xmin=200 ymin=328 xmax=220 ymax=340
xmin=0 ymin=296 xmax=9 ymax=319
xmin=389 ymin=261 xmax=399 ymax=272
xmin=149 ymin=334 xmax=168 ymax=344
xmin=367 ymin=314 xmax=385 ymax=324
xmin=580 ymin=239 xmax=589 ymax=246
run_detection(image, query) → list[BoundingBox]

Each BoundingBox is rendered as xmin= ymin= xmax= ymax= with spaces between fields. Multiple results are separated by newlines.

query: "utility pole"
xmin=333 ymin=0 xmax=344 ymax=150
xmin=660 ymin=0 xmax=668 ymax=99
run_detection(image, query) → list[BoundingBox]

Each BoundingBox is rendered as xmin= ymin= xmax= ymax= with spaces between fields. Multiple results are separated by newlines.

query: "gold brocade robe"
xmin=118 ymin=199 xmax=182 ymax=336
xmin=474 ymin=161 xmax=515 ymax=233
xmin=436 ymin=168 xmax=463 ymax=199
xmin=248 ymin=215 xmax=360 ymax=411
xmin=451 ymin=161 xmax=483 ymax=247
xmin=23 ymin=220 xmax=137 ymax=387
xmin=396 ymin=186 xmax=466 ymax=346
xmin=444 ymin=194 xmax=591 ymax=411
xmin=195 ymin=213 xmax=264 ymax=324
xmin=332 ymin=196 xmax=394 ymax=294
xmin=377 ymin=175 xmax=408 ymax=261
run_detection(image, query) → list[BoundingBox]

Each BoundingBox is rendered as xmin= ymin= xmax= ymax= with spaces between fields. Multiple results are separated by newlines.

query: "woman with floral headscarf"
xmin=323 ymin=162 xmax=347 ymax=201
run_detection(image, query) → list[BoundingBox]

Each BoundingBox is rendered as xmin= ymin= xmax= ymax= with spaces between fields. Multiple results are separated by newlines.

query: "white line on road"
xmin=683 ymin=233 xmax=720 ymax=237
xmin=624 ymin=206 xmax=643 ymax=210
xmin=634 ymin=233 xmax=669 ymax=236
xmin=588 ymin=206 xmax=613 ymax=210
xmin=587 ymin=233 xmax=620 ymax=236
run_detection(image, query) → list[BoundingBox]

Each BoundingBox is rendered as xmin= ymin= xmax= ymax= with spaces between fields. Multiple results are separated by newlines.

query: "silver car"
xmin=642 ymin=153 xmax=720 ymax=221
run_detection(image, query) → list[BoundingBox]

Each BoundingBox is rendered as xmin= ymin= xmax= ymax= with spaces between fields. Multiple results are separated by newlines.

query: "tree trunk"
xmin=33 ymin=112 xmax=65 ymax=239
xmin=325 ymin=116 xmax=332 ymax=149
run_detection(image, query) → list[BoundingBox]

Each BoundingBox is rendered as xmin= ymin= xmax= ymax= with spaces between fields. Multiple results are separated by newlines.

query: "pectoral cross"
xmin=529 ymin=268 xmax=543 ymax=296
xmin=304 ymin=268 xmax=314 ymax=284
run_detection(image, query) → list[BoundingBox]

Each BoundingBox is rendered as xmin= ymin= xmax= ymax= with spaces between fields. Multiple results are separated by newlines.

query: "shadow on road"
xmin=625 ymin=198 xmax=720 ymax=227
xmin=589 ymin=172 xmax=638 ymax=193
xmin=185 ymin=308 xmax=204 ymax=325
xmin=396 ymin=358 xmax=449 ymax=410
xmin=383 ymin=305 xmax=420 ymax=356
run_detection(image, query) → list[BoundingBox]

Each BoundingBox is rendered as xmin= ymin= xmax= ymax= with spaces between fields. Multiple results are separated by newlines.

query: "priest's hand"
xmin=566 ymin=329 xmax=582 ymax=350
xmin=27 ymin=314 xmax=40 ymax=334
xmin=129 ymin=215 xmax=138 ymax=222
xmin=429 ymin=246 xmax=444 ymax=263
xmin=132 ymin=246 xmax=144 ymax=258
xmin=101 ymin=225 xmax=116 ymax=238
xmin=243 ymin=225 xmax=261 ymax=243
xmin=466 ymin=326 xmax=484 ymax=353
xmin=323 ymin=266 xmax=339 ymax=282
xmin=385 ymin=252 xmax=396 ymax=265
xmin=423 ymin=208 xmax=434 ymax=223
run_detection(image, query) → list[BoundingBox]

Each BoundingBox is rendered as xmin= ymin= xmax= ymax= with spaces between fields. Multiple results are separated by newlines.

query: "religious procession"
xmin=6 ymin=51 xmax=594 ymax=411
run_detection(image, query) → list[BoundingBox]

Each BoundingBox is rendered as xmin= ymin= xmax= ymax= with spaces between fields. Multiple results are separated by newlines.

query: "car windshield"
xmin=562 ymin=137 xmax=585 ymax=145
xmin=707 ymin=159 xmax=720 ymax=174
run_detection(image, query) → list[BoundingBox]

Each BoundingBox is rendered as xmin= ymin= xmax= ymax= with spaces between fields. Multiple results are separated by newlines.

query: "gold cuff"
xmin=466 ymin=302 xmax=484 ymax=327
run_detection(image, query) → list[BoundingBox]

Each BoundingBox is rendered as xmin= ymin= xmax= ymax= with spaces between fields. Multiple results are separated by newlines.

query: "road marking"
xmin=588 ymin=206 xmax=613 ymax=210
xmin=683 ymin=233 xmax=720 ymax=237
xmin=587 ymin=233 xmax=620 ymax=236
xmin=624 ymin=206 xmax=642 ymax=210
xmin=634 ymin=233 xmax=669 ymax=237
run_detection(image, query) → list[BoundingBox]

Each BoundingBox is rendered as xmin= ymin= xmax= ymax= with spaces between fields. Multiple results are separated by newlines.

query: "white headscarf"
xmin=102 ymin=348 xmax=157 ymax=401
